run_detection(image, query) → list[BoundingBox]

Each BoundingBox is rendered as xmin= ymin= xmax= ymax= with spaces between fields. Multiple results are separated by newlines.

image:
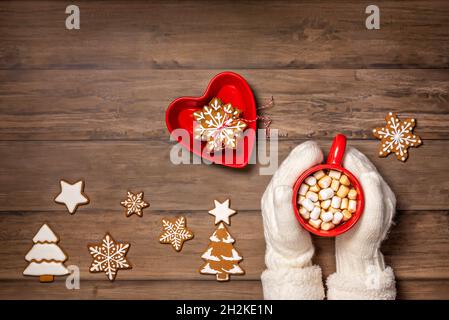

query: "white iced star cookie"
xmin=208 ymin=199 xmax=236 ymax=225
xmin=54 ymin=179 xmax=89 ymax=214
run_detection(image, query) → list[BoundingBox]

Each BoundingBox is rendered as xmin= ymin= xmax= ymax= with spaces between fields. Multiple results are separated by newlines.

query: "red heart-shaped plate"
xmin=166 ymin=72 xmax=257 ymax=168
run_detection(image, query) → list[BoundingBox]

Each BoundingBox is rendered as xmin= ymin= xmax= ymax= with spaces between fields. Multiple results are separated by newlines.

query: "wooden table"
xmin=0 ymin=1 xmax=448 ymax=300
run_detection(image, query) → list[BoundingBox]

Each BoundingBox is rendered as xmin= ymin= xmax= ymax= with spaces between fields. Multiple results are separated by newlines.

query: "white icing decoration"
xmin=222 ymin=264 xmax=244 ymax=274
xmin=25 ymin=243 xmax=67 ymax=262
xmin=23 ymin=261 xmax=69 ymax=276
xmin=221 ymin=249 xmax=242 ymax=261
xmin=33 ymin=224 xmax=58 ymax=243
xmin=201 ymin=248 xmax=220 ymax=261
xmin=54 ymin=180 xmax=89 ymax=214
xmin=200 ymin=263 xmax=219 ymax=275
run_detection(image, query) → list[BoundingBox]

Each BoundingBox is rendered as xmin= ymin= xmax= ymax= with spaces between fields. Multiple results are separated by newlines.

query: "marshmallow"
xmin=309 ymin=184 xmax=320 ymax=192
xmin=337 ymin=185 xmax=350 ymax=198
xmin=321 ymin=222 xmax=335 ymax=231
xmin=340 ymin=198 xmax=348 ymax=210
xmin=299 ymin=183 xmax=309 ymax=196
xmin=332 ymin=211 xmax=343 ymax=224
xmin=348 ymin=199 xmax=357 ymax=212
xmin=301 ymin=198 xmax=315 ymax=211
xmin=308 ymin=219 xmax=322 ymax=229
xmin=298 ymin=195 xmax=305 ymax=204
xmin=342 ymin=209 xmax=352 ymax=221
xmin=321 ymin=211 xmax=333 ymax=223
xmin=321 ymin=199 xmax=331 ymax=210
xmin=306 ymin=191 xmax=319 ymax=202
xmin=299 ymin=207 xmax=310 ymax=219
xmin=331 ymin=196 xmax=342 ymax=209
xmin=329 ymin=170 xmax=342 ymax=179
xmin=331 ymin=179 xmax=340 ymax=192
xmin=310 ymin=207 xmax=321 ymax=220
xmin=318 ymin=176 xmax=332 ymax=189
xmin=304 ymin=176 xmax=317 ymax=186
xmin=313 ymin=170 xmax=325 ymax=180
xmin=340 ymin=174 xmax=350 ymax=186
xmin=348 ymin=188 xmax=357 ymax=200
xmin=319 ymin=188 xmax=334 ymax=201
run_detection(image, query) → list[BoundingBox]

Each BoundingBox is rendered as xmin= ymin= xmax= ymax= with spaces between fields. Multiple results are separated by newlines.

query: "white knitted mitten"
xmin=261 ymin=141 xmax=325 ymax=300
xmin=326 ymin=147 xmax=397 ymax=300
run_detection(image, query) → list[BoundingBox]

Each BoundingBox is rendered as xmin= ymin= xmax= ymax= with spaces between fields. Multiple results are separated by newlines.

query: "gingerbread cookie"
xmin=199 ymin=222 xmax=244 ymax=281
xmin=88 ymin=233 xmax=132 ymax=281
xmin=120 ymin=191 xmax=149 ymax=217
xmin=23 ymin=224 xmax=70 ymax=282
xmin=208 ymin=199 xmax=236 ymax=225
xmin=193 ymin=97 xmax=247 ymax=152
xmin=373 ymin=112 xmax=422 ymax=162
xmin=159 ymin=216 xmax=193 ymax=252
xmin=54 ymin=179 xmax=89 ymax=214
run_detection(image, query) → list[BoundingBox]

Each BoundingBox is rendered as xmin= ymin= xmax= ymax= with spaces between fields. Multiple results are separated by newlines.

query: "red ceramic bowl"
xmin=165 ymin=72 xmax=257 ymax=168
xmin=292 ymin=134 xmax=365 ymax=237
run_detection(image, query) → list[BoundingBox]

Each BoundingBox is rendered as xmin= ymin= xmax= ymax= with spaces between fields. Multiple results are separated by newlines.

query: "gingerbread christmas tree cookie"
xmin=23 ymin=224 xmax=70 ymax=282
xmin=199 ymin=222 xmax=244 ymax=281
xmin=373 ymin=112 xmax=422 ymax=162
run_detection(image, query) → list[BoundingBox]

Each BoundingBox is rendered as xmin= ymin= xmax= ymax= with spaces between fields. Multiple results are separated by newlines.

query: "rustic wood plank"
xmin=1 ymin=1 xmax=448 ymax=70
xmin=0 ymin=69 xmax=448 ymax=141
xmin=0 ymin=210 xmax=447 ymax=280
xmin=0 ymin=279 xmax=448 ymax=300
xmin=0 ymin=140 xmax=447 ymax=211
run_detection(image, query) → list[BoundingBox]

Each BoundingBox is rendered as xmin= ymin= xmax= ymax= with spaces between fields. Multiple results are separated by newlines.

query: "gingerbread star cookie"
xmin=193 ymin=97 xmax=247 ymax=152
xmin=373 ymin=112 xmax=422 ymax=162
xmin=88 ymin=233 xmax=132 ymax=281
xmin=54 ymin=179 xmax=89 ymax=214
xmin=159 ymin=216 xmax=194 ymax=252
xmin=208 ymin=199 xmax=236 ymax=225
xmin=120 ymin=191 xmax=149 ymax=217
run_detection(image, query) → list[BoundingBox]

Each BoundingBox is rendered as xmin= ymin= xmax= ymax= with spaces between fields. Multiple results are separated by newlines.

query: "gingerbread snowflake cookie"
xmin=193 ymin=98 xmax=247 ymax=152
xmin=88 ymin=233 xmax=132 ymax=281
xmin=373 ymin=112 xmax=422 ymax=162
xmin=120 ymin=191 xmax=149 ymax=217
xmin=159 ymin=216 xmax=194 ymax=252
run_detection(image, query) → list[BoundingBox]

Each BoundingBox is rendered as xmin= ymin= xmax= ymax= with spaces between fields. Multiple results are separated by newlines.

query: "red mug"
xmin=292 ymin=134 xmax=365 ymax=237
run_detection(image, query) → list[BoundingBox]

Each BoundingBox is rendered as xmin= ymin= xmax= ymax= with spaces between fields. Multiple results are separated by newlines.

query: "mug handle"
xmin=326 ymin=134 xmax=347 ymax=166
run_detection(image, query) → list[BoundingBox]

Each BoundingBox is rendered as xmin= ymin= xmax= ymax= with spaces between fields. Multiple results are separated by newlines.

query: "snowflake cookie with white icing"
xmin=373 ymin=112 xmax=422 ymax=162
xmin=159 ymin=216 xmax=194 ymax=252
xmin=88 ymin=233 xmax=132 ymax=281
xmin=193 ymin=97 xmax=247 ymax=152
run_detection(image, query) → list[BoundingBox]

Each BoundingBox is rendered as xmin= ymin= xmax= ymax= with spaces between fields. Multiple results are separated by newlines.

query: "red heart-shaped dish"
xmin=166 ymin=72 xmax=257 ymax=168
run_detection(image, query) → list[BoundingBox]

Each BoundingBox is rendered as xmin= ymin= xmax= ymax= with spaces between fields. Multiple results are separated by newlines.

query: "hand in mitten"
xmin=326 ymin=147 xmax=397 ymax=300
xmin=261 ymin=141 xmax=325 ymax=300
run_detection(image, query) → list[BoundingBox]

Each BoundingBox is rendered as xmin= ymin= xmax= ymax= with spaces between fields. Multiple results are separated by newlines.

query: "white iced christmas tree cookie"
xmin=199 ymin=222 xmax=244 ymax=281
xmin=54 ymin=179 xmax=89 ymax=214
xmin=23 ymin=224 xmax=70 ymax=282
xmin=208 ymin=199 xmax=236 ymax=225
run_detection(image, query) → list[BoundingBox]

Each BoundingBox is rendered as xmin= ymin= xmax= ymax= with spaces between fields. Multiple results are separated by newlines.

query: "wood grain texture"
xmin=1 ymin=1 xmax=448 ymax=69
xmin=0 ymin=69 xmax=448 ymax=140
xmin=0 ymin=140 xmax=447 ymax=211
xmin=0 ymin=210 xmax=447 ymax=281
xmin=0 ymin=279 xmax=448 ymax=300
xmin=0 ymin=0 xmax=448 ymax=300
